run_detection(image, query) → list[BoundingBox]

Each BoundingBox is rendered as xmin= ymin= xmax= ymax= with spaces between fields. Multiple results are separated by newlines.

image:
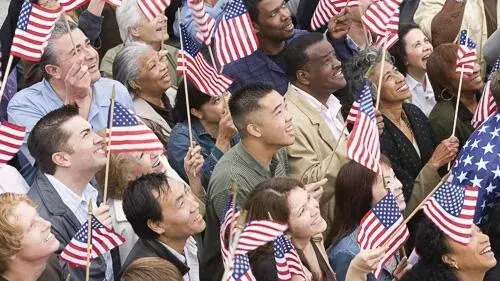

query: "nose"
xmin=93 ymin=132 xmax=104 ymax=145
xmin=472 ymin=63 xmax=481 ymax=74
xmin=280 ymin=4 xmax=291 ymax=21
xmin=188 ymin=191 xmax=200 ymax=212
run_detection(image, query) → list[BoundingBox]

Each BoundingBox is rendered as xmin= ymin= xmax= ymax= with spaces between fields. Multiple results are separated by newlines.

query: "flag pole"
xmin=221 ymin=210 xmax=248 ymax=281
xmin=178 ymin=9 xmax=194 ymax=146
xmin=0 ymin=55 xmax=14 ymax=100
xmin=228 ymin=183 xmax=239 ymax=246
xmin=447 ymin=28 xmax=470 ymax=170
xmin=63 ymin=17 xmax=77 ymax=53
xmin=375 ymin=43 xmax=387 ymax=111
xmin=85 ymin=199 xmax=94 ymax=281
xmin=103 ymin=85 xmax=116 ymax=203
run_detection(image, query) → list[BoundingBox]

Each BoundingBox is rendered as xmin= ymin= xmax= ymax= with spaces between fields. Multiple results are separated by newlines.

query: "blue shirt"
xmin=223 ymin=29 xmax=308 ymax=95
xmin=167 ymin=119 xmax=240 ymax=189
xmin=327 ymin=230 xmax=394 ymax=281
xmin=7 ymin=77 xmax=134 ymax=164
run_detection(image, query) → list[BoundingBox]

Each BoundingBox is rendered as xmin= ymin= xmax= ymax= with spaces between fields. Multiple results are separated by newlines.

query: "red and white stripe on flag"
xmin=0 ymin=122 xmax=26 ymax=166
xmin=234 ymin=220 xmax=288 ymax=255
xmin=310 ymin=0 xmax=359 ymax=31
xmin=214 ymin=0 xmax=259 ymax=66
xmin=177 ymin=51 xmax=233 ymax=96
xmin=362 ymin=0 xmax=401 ymax=36
xmin=59 ymin=0 xmax=90 ymax=12
xmin=456 ymin=45 xmax=477 ymax=75
xmin=187 ymin=0 xmax=216 ymax=45
xmin=107 ymin=121 xmax=165 ymax=153
xmin=373 ymin=9 xmax=399 ymax=49
xmin=137 ymin=0 xmax=170 ymax=21
xmin=472 ymin=81 xmax=496 ymax=128
xmin=11 ymin=2 xmax=62 ymax=62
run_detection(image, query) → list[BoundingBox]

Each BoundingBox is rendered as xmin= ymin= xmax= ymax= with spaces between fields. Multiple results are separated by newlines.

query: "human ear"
xmin=52 ymin=152 xmax=71 ymax=168
xmin=147 ymin=219 xmax=166 ymax=235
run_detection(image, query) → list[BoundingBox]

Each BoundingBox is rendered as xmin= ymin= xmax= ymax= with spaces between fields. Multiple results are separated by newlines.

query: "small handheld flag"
xmin=310 ymin=0 xmax=359 ymax=31
xmin=187 ymin=0 xmax=216 ymax=45
xmin=472 ymin=58 xmax=499 ymax=128
xmin=0 ymin=122 xmax=26 ymax=167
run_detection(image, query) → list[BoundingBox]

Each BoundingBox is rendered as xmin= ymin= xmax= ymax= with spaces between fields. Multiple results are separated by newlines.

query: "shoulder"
xmin=8 ymin=82 xmax=45 ymax=107
xmin=428 ymin=101 xmax=454 ymax=122
xmin=404 ymin=103 xmax=428 ymax=120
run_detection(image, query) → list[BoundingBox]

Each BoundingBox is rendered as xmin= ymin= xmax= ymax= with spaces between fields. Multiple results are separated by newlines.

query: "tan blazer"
xmin=284 ymin=85 xmax=350 ymax=246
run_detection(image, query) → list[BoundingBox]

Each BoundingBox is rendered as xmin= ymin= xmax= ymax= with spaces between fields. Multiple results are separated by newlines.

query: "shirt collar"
xmin=158 ymin=238 xmax=197 ymax=264
xmin=291 ymin=84 xmax=342 ymax=114
xmin=235 ymin=142 xmax=273 ymax=176
xmin=44 ymin=173 xmax=98 ymax=214
xmin=190 ymin=119 xmax=211 ymax=138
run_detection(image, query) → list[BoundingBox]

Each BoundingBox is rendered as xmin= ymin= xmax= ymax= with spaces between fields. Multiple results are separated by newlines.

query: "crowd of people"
xmin=0 ymin=0 xmax=499 ymax=280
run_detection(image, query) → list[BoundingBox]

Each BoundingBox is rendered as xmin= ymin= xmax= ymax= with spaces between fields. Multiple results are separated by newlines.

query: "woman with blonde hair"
xmin=120 ymin=257 xmax=183 ymax=281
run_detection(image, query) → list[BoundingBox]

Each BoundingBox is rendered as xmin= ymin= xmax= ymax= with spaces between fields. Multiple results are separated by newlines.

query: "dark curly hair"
xmin=388 ymin=22 xmax=421 ymax=75
xmin=400 ymin=219 xmax=459 ymax=281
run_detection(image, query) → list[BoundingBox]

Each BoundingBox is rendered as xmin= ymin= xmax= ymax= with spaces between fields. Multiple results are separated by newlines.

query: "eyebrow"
xmin=269 ymin=0 xmax=285 ymax=14
xmin=272 ymin=103 xmax=282 ymax=115
xmin=79 ymin=128 xmax=91 ymax=136
xmin=175 ymin=193 xmax=185 ymax=204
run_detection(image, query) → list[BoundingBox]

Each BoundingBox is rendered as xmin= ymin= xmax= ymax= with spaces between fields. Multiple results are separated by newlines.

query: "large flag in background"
xmin=356 ymin=193 xmax=410 ymax=279
xmin=472 ymin=58 xmax=499 ymax=128
xmin=177 ymin=23 xmax=233 ymax=96
xmin=373 ymin=8 xmax=400 ymax=49
xmin=107 ymin=101 xmax=165 ymax=153
xmin=136 ymin=0 xmax=170 ymax=22
xmin=450 ymin=111 xmax=499 ymax=225
xmin=310 ymin=0 xmax=359 ymax=31
xmin=456 ymin=30 xmax=477 ymax=76
xmin=362 ymin=0 xmax=401 ymax=36
xmin=10 ymin=1 xmax=62 ymax=62
xmin=187 ymin=0 xmax=216 ymax=45
xmin=59 ymin=0 xmax=90 ymax=11
xmin=273 ymin=235 xmax=306 ymax=280
xmin=214 ymin=0 xmax=258 ymax=66
xmin=346 ymin=81 xmax=381 ymax=175
xmin=0 ymin=122 xmax=25 ymax=166
xmin=60 ymin=215 xmax=125 ymax=268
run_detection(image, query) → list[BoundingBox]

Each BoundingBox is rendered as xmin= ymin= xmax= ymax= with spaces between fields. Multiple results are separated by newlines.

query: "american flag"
xmin=273 ymin=235 xmax=306 ymax=280
xmin=310 ymin=0 xmax=359 ymax=31
xmin=0 ymin=122 xmax=25 ymax=167
xmin=187 ymin=0 xmax=216 ymax=45
xmin=10 ymin=1 xmax=62 ymax=62
xmin=234 ymin=220 xmax=288 ymax=255
xmin=456 ymin=30 xmax=477 ymax=76
xmin=373 ymin=8 xmax=399 ymax=49
xmin=107 ymin=101 xmax=164 ymax=153
xmin=137 ymin=0 xmax=170 ymax=22
xmin=220 ymin=196 xmax=240 ymax=265
xmin=226 ymin=254 xmax=256 ymax=281
xmin=356 ymin=193 xmax=410 ymax=278
xmin=472 ymin=58 xmax=499 ymax=128
xmin=104 ymin=0 xmax=123 ymax=7
xmin=362 ymin=0 xmax=401 ymax=36
xmin=177 ymin=23 xmax=233 ymax=96
xmin=60 ymin=215 xmax=125 ymax=268
xmin=347 ymin=81 xmax=381 ymax=175
xmin=59 ymin=0 xmax=90 ymax=11
xmin=214 ymin=0 xmax=259 ymax=66
xmin=448 ymin=112 xmax=499 ymax=225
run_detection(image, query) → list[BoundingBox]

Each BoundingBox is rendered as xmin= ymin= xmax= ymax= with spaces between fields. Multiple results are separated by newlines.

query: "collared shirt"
xmin=45 ymin=174 xmax=115 ymax=281
xmin=7 ymin=78 xmax=134 ymax=164
xmin=167 ymin=119 xmax=240 ymax=188
xmin=160 ymin=237 xmax=200 ymax=281
xmin=291 ymin=84 xmax=346 ymax=139
xmin=201 ymin=142 xmax=288 ymax=281
xmin=223 ymin=30 xmax=308 ymax=96
xmin=405 ymin=74 xmax=436 ymax=117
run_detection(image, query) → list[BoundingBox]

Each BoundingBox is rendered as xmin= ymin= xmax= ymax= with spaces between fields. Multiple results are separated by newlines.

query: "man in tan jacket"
xmin=282 ymin=33 xmax=351 ymax=246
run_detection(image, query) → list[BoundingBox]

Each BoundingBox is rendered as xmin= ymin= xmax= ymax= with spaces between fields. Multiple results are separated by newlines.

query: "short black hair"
xmin=229 ymin=83 xmax=275 ymax=137
xmin=244 ymin=0 xmax=264 ymax=23
xmin=28 ymin=104 xmax=79 ymax=175
xmin=281 ymin=32 xmax=325 ymax=82
xmin=389 ymin=22 xmax=421 ymax=75
xmin=122 ymin=173 xmax=170 ymax=240
xmin=173 ymin=79 xmax=212 ymax=123
xmin=490 ymin=70 xmax=500 ymax=108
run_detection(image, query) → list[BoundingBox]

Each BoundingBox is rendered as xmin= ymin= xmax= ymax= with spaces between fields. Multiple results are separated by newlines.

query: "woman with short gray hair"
xmin=113 ymin=42 xmax=175 ymax=145
xmin=345 ymin=47 xmax=459 ymax=209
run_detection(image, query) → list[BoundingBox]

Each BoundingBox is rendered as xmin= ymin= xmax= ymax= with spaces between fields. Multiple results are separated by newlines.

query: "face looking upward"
xmin=48 ymin=29 xmax=101 ymax=84
xmin=403 ymin=28 xmax=433 ymax=74
xmin=370 ymin=61 xmax=411 ymax=104
xmin=254 ymin=0 xmax=294 ymax=42
xmin=247 ymin=90 xmax=295 ymax=147
xmin=133 ymin=49 xmax=172 ymax=96
xmin=301 ymin=40 xmax=346 ymax=93
xmin=287 ymin=187 xmax=327 ymax=239
xmin=10 ymin=202 xmax=60 ymax=263
xmin=131 ymin=14 xmax=168 ymax=46
xmin=371 ymin=162 xmax=406 ymax=211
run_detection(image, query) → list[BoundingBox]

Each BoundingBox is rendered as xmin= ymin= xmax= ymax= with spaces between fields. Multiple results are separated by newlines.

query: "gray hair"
xmin=344 ymin=46 xmax=394 ymax=102
xmin=113 ymin=42 xmax=152 ymax=95
xmin=115 ymin=0 xmax=142 ymax=42
xmin=40 ymin=20 xmax=78 ymax=80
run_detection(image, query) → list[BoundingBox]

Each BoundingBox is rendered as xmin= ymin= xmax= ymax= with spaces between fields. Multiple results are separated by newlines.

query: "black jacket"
xmin=120 ymin=238 xmax=190 ymax=278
